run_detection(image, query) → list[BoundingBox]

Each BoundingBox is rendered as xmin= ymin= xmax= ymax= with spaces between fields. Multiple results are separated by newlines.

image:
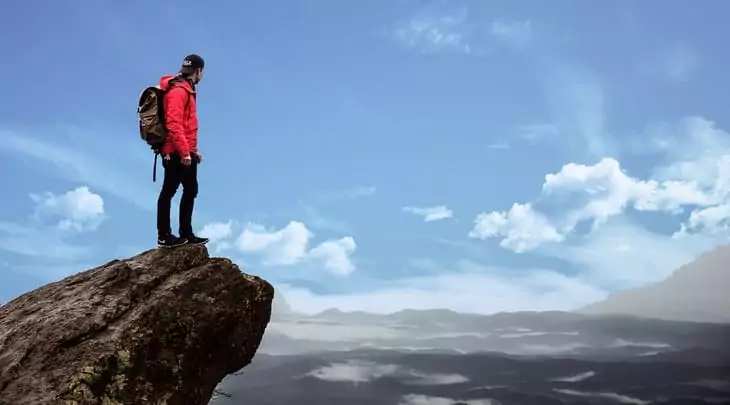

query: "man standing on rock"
xmin=156 ymin=54 xmax=209 ymax=248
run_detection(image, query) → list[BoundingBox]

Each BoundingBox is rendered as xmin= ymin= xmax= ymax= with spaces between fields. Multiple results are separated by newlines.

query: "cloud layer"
xmin=307 ymin=359 xmax=469 ymax=386
xmin=403 ymin=205 xmax=454 ymax=222
xmin=388 ymin=5 xmax=531 ymax=56
xmin=469 ymin=117 xmax=730 ymax=253
xmin=0 ymin=185 xmax=105 ymax=273
xmin=279 ymin=259 xmax=606 ymax=315
xmin=206 ymin=220 xmax=358 ymax=276
xmin=30 ymin=186 xmax=105 ymax=232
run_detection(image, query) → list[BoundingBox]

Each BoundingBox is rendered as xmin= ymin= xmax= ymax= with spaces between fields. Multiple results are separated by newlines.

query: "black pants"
xmin=156 ymin=153 xmax=199 ymax=238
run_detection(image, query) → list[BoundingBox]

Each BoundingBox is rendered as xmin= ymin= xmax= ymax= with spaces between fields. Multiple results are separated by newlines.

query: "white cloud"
xmin=307 ymin=237 xmax=357 ymax=276
xmin=0 ymin=187 xmax=103 ymax=263
xmin=399 ymin=394 xmax=497 ymax=405
xmin=679 ymin=203 xmax=730 ymax=236
xmin=551 ymin=371 xmax=596 ymax=383
xmin=235 ymin=221 xmax=357 ymax=275
xmin=278 ymin=260 xmax=606 ymax=315
xmin=199 ymin=220 xmax=234 ymax=251
xmin=470 ymin=150 xmax=724 ymax=253
xmin=469 ymin=203 xmax=563 ymax=253
xmin=308 ymin=360 xmax=399 ymax=383
xmin=236 ymin=221 xmax=312 ymax=266
xmin=553 ymin=389 xmax=649 ymax=405
xmin=409 ymin=372 xmax=469 ymax=385
xmin=307 ymin=360 xmax=469 ymax=386
xmin=199 ymin=221 xmax=233 ymax=242
xmin=486 ymin=142 xmax=510 ymax=150
xmin=403 ymin=205 xmax=454 ymax=222
xmin=649 ymin=117 xmax=730 ymax=234
xmin=392 ymin=8 xmax=473 ymax=54
xmin=389 ymin=8 xmax=534 ymax=57
xmin=542 ymin=157 xmax=710 ymax=218
xmin=30 ymin=186 xmax=105 ymax=232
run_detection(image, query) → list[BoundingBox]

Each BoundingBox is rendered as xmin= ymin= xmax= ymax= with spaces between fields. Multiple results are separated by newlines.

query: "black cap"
xmin=180 ymin=54 xmax=205 ymax=72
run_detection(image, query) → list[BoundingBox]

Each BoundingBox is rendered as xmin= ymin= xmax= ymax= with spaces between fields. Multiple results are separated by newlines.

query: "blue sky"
xmin=2 ymin=0 xmax=730 ymax=313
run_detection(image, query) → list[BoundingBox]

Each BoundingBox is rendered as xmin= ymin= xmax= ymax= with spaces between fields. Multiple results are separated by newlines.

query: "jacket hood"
xmin=159 ymin=75 xmax=193 ymax=92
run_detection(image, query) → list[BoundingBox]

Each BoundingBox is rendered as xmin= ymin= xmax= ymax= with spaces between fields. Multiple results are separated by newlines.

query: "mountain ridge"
xmin=287 ymin=243 xmax=729 ymax=324
xmin=580 ymin=243 xmax=730 ymax=323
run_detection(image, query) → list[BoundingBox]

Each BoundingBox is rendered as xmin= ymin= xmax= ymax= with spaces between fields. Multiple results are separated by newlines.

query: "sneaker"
xmin=183 ymin=234 xmax=209 ymax=245
xmin=157 ymin=234 xmax=188 ymax=248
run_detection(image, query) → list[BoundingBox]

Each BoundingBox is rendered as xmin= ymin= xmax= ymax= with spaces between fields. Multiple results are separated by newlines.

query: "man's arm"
xmin=163 ymin=86 xmax=191 ymax=158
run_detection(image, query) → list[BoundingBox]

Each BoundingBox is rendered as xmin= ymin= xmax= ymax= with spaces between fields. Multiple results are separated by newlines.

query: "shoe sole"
xmin=157 ymin=239 xmax=189 ymax=249
xmin=187 ymin=240 xmax=209 ymax=246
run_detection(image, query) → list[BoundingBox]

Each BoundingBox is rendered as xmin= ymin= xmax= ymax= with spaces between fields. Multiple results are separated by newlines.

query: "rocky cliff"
xmin=0 ymin=244 xmax=274 ymax=405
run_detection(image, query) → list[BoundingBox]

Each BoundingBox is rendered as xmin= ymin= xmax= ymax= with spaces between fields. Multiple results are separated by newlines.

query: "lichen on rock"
xmin=0 ymin=244 xmax=274 ymax=405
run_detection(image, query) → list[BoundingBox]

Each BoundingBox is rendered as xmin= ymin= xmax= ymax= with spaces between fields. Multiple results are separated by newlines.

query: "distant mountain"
xmin=271 ymin=287 xmax=297 ymax=320
xmin=580 ymin=243 xmax=730 ymax=323
xmin=260 ymin=304 xmax=730 ymax=359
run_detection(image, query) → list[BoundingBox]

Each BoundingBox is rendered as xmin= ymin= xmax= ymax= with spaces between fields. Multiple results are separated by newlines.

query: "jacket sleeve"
xmin=164 ymin=86 xmax=191 ymax=157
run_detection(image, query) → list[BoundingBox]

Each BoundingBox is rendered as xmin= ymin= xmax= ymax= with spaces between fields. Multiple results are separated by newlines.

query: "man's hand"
xmin=181 ymin=155 xmax=192 ymax=167
xmin=194 ymin=151 xmax=203 ymax=164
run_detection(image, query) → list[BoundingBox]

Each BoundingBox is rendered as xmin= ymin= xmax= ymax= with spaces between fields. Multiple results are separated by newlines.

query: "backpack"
xmin=137 ymin=77 xmax=189 ymax=181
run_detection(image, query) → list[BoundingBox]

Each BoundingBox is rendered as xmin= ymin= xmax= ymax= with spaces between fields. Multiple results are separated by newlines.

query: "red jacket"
xmin=159 ymin=75 xmax=198 ymax=157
